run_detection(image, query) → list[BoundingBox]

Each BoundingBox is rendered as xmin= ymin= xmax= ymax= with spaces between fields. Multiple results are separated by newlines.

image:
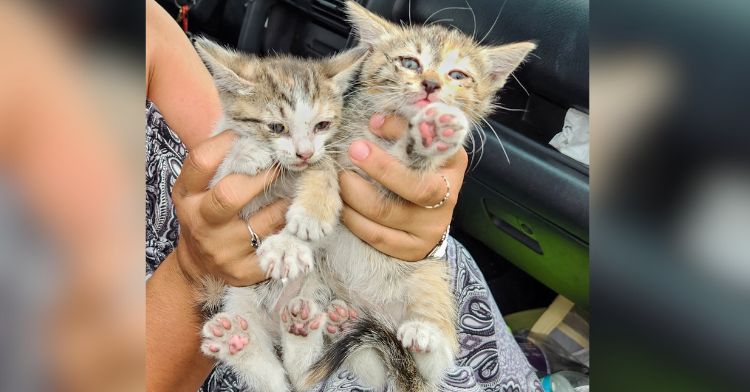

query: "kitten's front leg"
xmin=256 ymin=166 xmax=341 ymax=280
xmin=284 ymin=166 xmax=342 ymax=242
xmin=409 ymin=102 xmax=470 ymax=162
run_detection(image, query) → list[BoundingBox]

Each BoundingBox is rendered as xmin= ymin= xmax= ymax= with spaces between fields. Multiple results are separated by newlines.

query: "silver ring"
xmin=246 ymin=222 xmax=261 ymax=249
xmin=422 ymin=175 xmax=451 ymax=209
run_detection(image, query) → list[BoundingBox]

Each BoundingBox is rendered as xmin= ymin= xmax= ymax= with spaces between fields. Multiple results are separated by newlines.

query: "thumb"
xmin=369 ymin=114 xmax=408 ymax=140
xmin=348 ymin=140 xmax=401 ymax=186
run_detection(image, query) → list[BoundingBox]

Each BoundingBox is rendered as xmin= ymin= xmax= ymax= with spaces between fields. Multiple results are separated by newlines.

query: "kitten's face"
xmin=346 ymin=1 xmax=536 ymax=121
xmin=222 ymin=62 xmax=341 ymax=171
xmin=194 ymin=39 xmax=363 ymax=171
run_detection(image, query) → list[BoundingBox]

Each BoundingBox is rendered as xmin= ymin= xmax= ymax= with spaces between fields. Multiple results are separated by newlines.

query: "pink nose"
xmin=296 ymin=151 xmax=313 ymax=160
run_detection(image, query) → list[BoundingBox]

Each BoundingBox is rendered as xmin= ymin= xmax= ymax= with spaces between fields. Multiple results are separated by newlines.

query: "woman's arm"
xmin=145 ymin=2 xmax=288 ymax=390
xmin=146 ymin=0 xmax=221 ymax=150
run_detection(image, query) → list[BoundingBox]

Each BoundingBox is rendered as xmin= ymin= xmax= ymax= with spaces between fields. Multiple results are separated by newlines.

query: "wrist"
xmin=173 ymin=243 xmax=204 ymax=289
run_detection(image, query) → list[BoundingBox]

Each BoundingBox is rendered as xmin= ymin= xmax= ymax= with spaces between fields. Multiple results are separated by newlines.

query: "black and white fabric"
xmin=145 ymin=100 xmax=542 ymax=392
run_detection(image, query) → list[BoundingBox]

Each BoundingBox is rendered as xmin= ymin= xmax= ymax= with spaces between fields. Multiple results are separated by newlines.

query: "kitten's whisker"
xmin=408 ymin=0 xmax=412 ymax=25
xmin=479 ymin=0 xmax=507 ymax=44
xmin=479 ymin=116 xmax=509 ymax=164
xmin=511 ymin=73 xmax=529 ymax=96
xmin=464 ymin=0 xmax=477 ymax=40
xmin=424 ymin=6 xmax=470 ymax=25
xmin=427 ymin=18 xmax=454 ymax=26
xmin=494 ymin=105 xmax=527 ymax=113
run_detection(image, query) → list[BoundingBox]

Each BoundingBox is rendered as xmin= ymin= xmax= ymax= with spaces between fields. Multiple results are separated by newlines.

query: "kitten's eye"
xmin=399 ymin=57 xmax=421 ymax=71
xmin=314 ymin=121 xmax=331 ymax=132
xmin=268 ymin=123 xmax=286 ymax=134
xmin=448 ymin=70 xmax=469 ymax=80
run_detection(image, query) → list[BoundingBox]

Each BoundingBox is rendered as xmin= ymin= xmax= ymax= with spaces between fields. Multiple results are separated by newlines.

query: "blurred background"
xmin=0 ymin=0 xmax=143 ymax=391
xmin=0 ymin=0 xmax=747 ymax=391
xmin=592 ymin=0 xmax=749 ymax=390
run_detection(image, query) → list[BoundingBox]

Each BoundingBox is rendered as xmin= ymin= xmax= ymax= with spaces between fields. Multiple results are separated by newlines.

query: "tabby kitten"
xmin=192 ymin=37 xmax=364 ymax=391
xmin=300 ymin=2 xmax=538 ymax=391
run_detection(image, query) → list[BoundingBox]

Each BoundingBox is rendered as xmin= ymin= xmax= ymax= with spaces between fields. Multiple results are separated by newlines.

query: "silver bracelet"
xmin=426 ymin=224 xmax=450 ymax=259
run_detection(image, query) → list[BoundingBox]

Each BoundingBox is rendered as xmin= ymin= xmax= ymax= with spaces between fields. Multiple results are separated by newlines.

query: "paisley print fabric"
xmin=144 ymin=100 xmax=541 ymax=391
xmin=145 ymin=100 xmax=185 ymax=277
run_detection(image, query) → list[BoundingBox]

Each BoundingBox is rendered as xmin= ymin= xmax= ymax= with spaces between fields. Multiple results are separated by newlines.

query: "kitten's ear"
xmin=345 ymin=1 xmax=396 ymax=46
xmin=483 ymin=41 xmax=537 ymax=89
xmin=323 ymin=46 xmax=368 ymax=95
xmin=193 ymin=36 xmax=253 ymax=96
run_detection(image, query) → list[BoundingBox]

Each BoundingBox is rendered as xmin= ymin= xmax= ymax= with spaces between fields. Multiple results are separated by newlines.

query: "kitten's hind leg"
xmin=399 ymin=260 xmax=459 ymax=384
xmin=324 ymin=299 xmax=358 ymax=339
xmin=202 ymin=312 xmax=290 ymax=392
xmin=280 ymin=297 xmax=326 ymax=390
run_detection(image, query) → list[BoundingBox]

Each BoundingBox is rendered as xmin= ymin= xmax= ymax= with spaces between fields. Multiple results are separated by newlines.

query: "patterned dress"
xmin=145 ymin=100 xmax=542 ymax=392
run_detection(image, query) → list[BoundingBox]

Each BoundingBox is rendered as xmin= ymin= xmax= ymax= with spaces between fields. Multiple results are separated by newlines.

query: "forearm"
xmin=146 ymin=0 xmax=221 ymax=150
xmin=146 ymin=253 xmax=214 ymax=391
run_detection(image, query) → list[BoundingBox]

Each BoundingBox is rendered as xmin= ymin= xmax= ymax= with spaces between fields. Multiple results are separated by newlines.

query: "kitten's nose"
xmin=422 ymin=78 xmax=441 ymax=94
xmin=296 ymin=151 xmax=313 ymax=161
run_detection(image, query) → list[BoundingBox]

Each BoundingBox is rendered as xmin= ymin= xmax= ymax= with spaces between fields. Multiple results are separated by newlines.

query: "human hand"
xmin=339 ymin=115 xmax=468 ymax=261
xmin=171 ymin=131 xmax=289 ymax=286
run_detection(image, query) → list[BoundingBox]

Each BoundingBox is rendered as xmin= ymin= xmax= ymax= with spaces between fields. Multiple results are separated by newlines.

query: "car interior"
xmin=160 ymin=0 xmax=589 ymax=373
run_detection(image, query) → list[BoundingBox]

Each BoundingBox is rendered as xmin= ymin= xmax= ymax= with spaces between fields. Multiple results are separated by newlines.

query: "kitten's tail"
xmin=303 ymin=312 xmax=429 ymax=392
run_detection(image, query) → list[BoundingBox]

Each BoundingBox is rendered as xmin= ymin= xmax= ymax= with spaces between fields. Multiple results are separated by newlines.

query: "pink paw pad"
xmin=325 ymin=301 xmax=358 ymax=336
xmin=438 ymin=114 xmax=454 ymax=123
xmin=419 ymin=122 xmax=435 ymax=147
xmin=228 ymin=334 xmax=249 ymax=354
xmin=413 ymin=104 xmax=467 ymax=155
xmin=282 ymin=298 xmax=323 ymax=337
xmin=201 ymin=313 xmax=251 ymax=358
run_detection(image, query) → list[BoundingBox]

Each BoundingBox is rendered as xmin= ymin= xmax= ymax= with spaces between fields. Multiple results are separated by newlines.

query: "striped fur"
xmin=305 ymin=312 xmax=429 ymax=392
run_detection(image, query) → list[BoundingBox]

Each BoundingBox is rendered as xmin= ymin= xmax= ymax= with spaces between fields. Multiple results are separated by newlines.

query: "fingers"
xmin=340 ymin=205 xmax=428 ymax=262
xmin=348 ymin=140 xmax=457 ymax=207
xmin=199 ymin=200 xmax=289 ymax=286
xmin=246 ymin=199 xmax=289 ymax=238
xmin=214 ymin=198 xmax=289 ymax=250
xmin=174 ymin=130 xmax=235 ymax=198
xmin=199 ymin=169 xmax=279 ymax=225
xmin=339 ymin=171 xmax=413 ymax=230
xmin=369 ymin=114 xmax=408 ymax=140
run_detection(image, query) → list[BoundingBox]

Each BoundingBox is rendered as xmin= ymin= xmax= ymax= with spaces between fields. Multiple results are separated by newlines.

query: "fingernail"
xmin=370 ymin=114 xmax=385 ymax=129
xmin=349 ymin=141 xmax=370 ymax=161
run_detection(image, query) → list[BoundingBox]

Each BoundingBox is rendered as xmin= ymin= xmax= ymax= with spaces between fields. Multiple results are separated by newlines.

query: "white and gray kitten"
xmin=193 ymin=37 xmax=365 ymax=391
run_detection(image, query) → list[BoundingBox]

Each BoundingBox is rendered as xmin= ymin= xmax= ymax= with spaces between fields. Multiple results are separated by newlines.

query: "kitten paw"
xmin=201 ymin=313 xmax=251 ymax=358
xmin=257 ymin=233 xmax=314 ymax=281
xmin=281 ymin=297 xmax=324 ymax=337
xmin=285 ymin=205 xmax=334 ymax=242
xmin=324 ymin=300 xmax=358 ymax=338
xmin=397 ymin=320 xmax=441 ymax=353
xmin=411 ymin=102 xmax=469 ymax=157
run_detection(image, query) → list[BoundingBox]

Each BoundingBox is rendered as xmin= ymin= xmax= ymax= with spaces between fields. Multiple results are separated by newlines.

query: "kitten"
xmin=192 ymin=37 xmax=365 ymax=391
xmin=299 ymin=2 xmax=538 ymax=391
